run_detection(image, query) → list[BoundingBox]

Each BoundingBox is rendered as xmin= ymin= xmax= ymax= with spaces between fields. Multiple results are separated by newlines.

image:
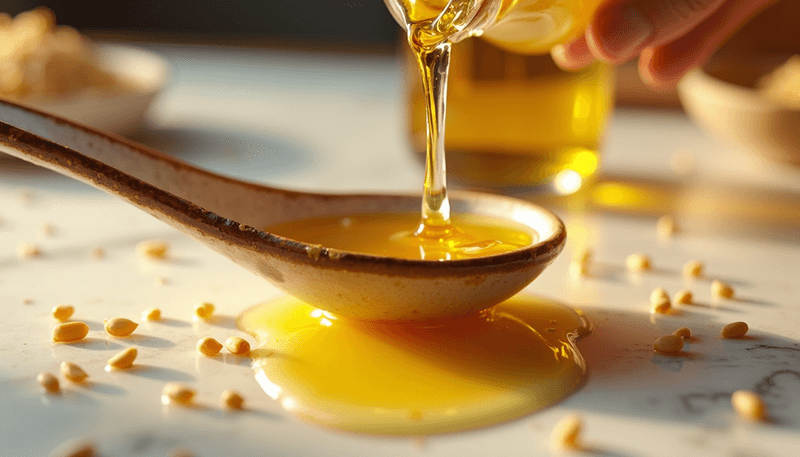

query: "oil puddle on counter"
xmin=238 ymin=296 xmax=591 ymax=435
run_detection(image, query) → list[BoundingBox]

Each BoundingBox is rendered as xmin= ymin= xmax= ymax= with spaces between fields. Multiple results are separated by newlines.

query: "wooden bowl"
xmin=677 ymin=55 xmax=800 ymax=168
xmin=17 ymin=44 xmax=169 ymax=134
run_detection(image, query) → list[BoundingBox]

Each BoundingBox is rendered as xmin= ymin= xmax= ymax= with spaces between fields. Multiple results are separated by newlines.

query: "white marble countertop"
xmin=1 ymin=43 xmax=799 ymax=457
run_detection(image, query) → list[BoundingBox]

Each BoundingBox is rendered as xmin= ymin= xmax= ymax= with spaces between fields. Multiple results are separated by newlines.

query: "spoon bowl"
xmin=0 ymin=99 xmax=565 ymax=321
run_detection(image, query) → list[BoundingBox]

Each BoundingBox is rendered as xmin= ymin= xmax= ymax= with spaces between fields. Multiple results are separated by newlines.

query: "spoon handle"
xmin=0 ymin=99 xmax=256 ymax=240
xmin=0 ymin=99 xmax=309 ymax=226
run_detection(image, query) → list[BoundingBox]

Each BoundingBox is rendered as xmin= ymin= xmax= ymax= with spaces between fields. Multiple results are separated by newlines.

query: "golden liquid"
xmin=240 ymin=295 xmax=589 ymax=435
xmin=409 ymin=40 xmax=614 ymax=190
xmin=266 ymin=212 xmax=535 ymax=260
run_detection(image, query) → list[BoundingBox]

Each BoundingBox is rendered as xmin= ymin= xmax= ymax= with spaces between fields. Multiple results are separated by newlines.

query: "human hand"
xmin=551 ymin=0 xmax=778 ymax=87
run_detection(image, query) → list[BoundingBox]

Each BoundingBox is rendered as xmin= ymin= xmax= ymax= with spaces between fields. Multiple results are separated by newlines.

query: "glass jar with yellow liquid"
xmin=388 ymin=0 xmax=614 ymax=193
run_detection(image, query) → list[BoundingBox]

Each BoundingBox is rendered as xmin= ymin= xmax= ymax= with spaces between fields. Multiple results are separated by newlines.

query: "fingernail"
xmin=638 ymin=48 xmax=661 ymax=87
xmin=596 ymin=4 xmax=653 ymax=59
xmin=551 ymin=44 xmax=594 ymax=70
xmin=551 ymin=45 xmax=569 ymax=64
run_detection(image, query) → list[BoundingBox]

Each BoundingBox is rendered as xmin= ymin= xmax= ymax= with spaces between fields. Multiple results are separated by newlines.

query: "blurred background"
xmin=3 ymin=0 xmax=800 ymax=224
xmin=5 ymin=0 xmax=800 ymax=107
xmin=4 ymin=0 xmax=400 ymax=49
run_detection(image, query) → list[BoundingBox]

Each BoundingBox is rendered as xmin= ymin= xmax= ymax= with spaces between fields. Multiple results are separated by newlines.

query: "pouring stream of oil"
xmin=408 ymin=0 xmax=483 ymax=239
xmin=238 ymin=0 xmax=592 ymax=435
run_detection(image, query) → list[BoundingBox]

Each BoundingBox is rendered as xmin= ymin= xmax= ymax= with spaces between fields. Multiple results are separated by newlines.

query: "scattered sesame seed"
xmin=654 ymin=335 xmax=684 ymax=353
xmin=731 ymin=390 xmax=768 ymax=421
xmin=136 ymin=240 xmax=169 ymax=259
xmin=721 ymin=322 xmax=749 ymax=339
xmin=17 ymin=242 xmax=41 ymax=260
xmin=37 ymin=372 xmax=59 ymax=393
xmin=712 ymin=280 xmax=734 ymax=299
xmin=550 ymin=414 xmax=583 ymax=450
xmin=626 ymin=253 xmax=651 ymax=272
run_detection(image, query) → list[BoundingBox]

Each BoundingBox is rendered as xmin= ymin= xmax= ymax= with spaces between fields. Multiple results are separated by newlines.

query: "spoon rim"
xmin=252 ymin=192 xmax=567 ymax=275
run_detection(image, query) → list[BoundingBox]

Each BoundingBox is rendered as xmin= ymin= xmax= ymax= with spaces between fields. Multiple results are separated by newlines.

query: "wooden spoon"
xmin=0 ymin=99 xmax=565 ymax=321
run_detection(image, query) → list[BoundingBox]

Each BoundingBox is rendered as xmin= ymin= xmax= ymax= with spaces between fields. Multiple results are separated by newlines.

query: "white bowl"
xmin=18 ymin=44 xmax=170 ymax=134
xmin=678 ymin=56 xmax=800 ymax=168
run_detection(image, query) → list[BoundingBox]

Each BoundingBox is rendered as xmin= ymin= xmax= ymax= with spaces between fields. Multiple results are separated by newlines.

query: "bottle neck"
xmin=384 ymin=0 xmax=504 ymax=46
xmin=440 ymin=0 xmax=503 ymax=43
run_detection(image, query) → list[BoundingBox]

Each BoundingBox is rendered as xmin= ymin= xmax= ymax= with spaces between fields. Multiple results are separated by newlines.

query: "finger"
xmin=639 ymin=0 xmax=777 ymax=87
xmin=551 ymin=35 xmax=596 ymax=70
xmin=586 ymin=0 xmax=728 ymax=64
